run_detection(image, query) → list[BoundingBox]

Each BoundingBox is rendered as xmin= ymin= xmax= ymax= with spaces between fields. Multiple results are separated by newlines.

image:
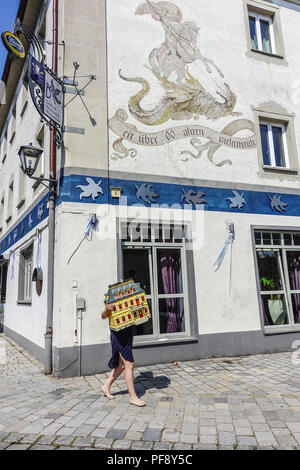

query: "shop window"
xmin=122 ymin=223 xmax=189 ymax=341
xmin=254 ymin=230 xmax=300 ymax=330
xmin=18 ymin=244 xmax=33 ymax=304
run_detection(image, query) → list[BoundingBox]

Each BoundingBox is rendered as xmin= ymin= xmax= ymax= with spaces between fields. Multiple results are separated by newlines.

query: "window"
xmin=0 ymin=263 xmax=8 ymax=303
xmin=6 ymin=180 xmax=14 ymax=225
xmin=18 ymin=244 xmax=33 ymax=303
xmin=0 ymin=196 xmax=4 ymax=233
xmin=260 ymin=121 xmax=289 ymax=168
xmin=249 ymin=12 xmax=275 ymax=54
xmin=243 ymin=0 xmax=286 ymax=63
xmin=33 ymin=127 xmax=45 ymax=192
xmin=254 ymin=108 xmax=299 ymax=175
xmin=254 ymin=231 xmax=300 ymax=330
xmin=121 ymin=222 xmax=189 ymax=341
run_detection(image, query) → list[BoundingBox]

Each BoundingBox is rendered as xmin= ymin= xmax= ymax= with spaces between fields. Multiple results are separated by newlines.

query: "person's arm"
xmin=102 ymin=304 xmax=113 ymax=320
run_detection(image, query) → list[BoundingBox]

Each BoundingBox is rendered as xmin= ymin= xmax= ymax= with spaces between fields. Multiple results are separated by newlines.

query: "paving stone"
xmin=94 ymin=438 xmax=113 ymax=449
xmin=54 ymin=436 xmax=76 ymax=446
xmin=112 ymin=440 xmax=132 ymax=450
xmin=218 ymin=432 xmax=237 ymax=445
xmin=153 ymin=442 xmax=172 ymax=450
xmin=131 ymin=441 xmax=153 ymax=450
xmin=173 ymin=443 xmax=192 ymax=450
xmin=72 ymin=437 xmax=95 ymax=448
xmin=193 ymin=444 xmax=218 ymax=450
xmin=162 ymin=430 xmax=180 ymax=442
xmin=254 ymin=432 xmax=277 ymax=446
xmin=6 ymin=444 xmax=31 ymax=450
xmin=180 ymin=434 xmax=198 ymax=444
xmin=106 ymin=429 xmax=127 ymax=440
xmin=125 ymin=431 xmax=143 ymax=440
xmin=30 ymin=445 xmax=56 ymax=450
xmin=237 ymin=436 xmax=257 ymax=446
xmin=143 ymin=428 xmax=162 ymax=442
xmin=0 ymin=442 xmax=10 ymax=450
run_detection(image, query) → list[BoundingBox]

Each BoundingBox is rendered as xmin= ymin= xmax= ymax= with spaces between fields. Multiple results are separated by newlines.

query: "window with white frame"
xmin=121 ymin=222 xmax=189 ymax=341
xmin=259 ymin=121 xmax=289 ymax=168
xmin=0 ymin=196 xmax=4 ymax=233
xmin=18 ymin=244 xmax=33 ymax=303
xmin=248 ymin=11 xmax=275 ymax=54
xmin=255 ymin=231 xmax=300 ymax=329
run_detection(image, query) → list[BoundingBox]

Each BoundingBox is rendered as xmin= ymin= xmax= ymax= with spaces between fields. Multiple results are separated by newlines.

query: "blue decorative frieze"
xmin=56 ymin=173 xmax=300 ymax=218
xmin=0 ymin=194 xmax=49 ymax=256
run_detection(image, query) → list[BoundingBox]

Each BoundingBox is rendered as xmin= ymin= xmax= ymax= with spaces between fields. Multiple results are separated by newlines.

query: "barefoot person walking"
xmin=101 ymin=303 xmax=145 ymax=407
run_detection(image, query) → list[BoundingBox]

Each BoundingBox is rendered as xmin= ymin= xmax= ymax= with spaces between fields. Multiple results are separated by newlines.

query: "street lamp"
xmin=18 ymin=143 xmax=57 ymax=191
xmin=18 ymin=143 xmax=43 ymax=178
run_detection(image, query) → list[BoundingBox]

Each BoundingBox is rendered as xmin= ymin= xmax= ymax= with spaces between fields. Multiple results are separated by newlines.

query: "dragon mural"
xmin=109 ymin=0 xmax=256 ymax=164
xmin=120 ymin=0 xmax=238 ymax=125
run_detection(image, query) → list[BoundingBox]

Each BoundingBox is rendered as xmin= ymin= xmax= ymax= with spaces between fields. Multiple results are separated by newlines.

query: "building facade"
xmin=0 ymin=0 xmax=300 ymax=377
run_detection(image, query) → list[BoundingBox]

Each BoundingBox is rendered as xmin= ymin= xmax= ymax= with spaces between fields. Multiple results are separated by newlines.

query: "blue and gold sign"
xmin=1 ymin=31 xmax=25 ymax=59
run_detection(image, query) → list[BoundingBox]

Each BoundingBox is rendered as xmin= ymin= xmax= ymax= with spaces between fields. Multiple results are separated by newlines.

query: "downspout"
xmin=44 ymin=0 xmax=58 ymax=375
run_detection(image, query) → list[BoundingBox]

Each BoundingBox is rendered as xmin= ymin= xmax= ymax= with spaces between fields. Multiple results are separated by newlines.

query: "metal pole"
xmin=44 ymin=0 xmax=58 ymax=375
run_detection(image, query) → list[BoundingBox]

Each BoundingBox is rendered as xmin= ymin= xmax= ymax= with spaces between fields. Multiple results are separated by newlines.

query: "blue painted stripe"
xmin=57 ymin=174 xmax=300 ymax=217
xmin=0 ymin=194 xmax=49 ymax=256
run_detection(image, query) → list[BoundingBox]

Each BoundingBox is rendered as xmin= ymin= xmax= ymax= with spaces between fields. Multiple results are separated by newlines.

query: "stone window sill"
xmin=264 ymin=326 xmax=300 ymax=335
xmin=262 ymin=165 xmax=298 ymax=175
xmin=17 ymin=301 xmax=32 ymax=306
xmin=133 ymin=335 xmax=198 ymax=348
xmin=17 ymin=199 xmax=25 ymax=210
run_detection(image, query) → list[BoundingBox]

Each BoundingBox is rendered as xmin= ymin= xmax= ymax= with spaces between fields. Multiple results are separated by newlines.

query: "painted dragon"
xmin=119 ymin=69 xmax=238 ymax=126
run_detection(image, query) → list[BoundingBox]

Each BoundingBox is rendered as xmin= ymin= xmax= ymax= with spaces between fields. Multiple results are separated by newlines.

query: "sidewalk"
xmin=0 ymin=334 xmax=300 ymax=450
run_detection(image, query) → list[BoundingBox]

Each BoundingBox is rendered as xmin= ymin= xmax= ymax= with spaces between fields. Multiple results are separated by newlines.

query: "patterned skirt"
xmin=108 ymin=326 xmax=135 ymax=369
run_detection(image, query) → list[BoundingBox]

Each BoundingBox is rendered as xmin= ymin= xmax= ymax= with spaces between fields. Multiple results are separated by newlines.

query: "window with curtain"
xmin=259 ymin=121 xmax=289 ymax=168
xmin=248 ymin=12 xmax=275 ymax=54
xmin=122 ymin=222 xmax=189 ymax=340
xmin=18 ymin=244 xmax=33 ymax=304
xmin=255 ymin=231 xmax=300 ymax=329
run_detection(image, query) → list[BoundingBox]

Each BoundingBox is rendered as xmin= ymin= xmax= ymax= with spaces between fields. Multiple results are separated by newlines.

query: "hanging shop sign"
xmin=28 ymin=56 xmax=64 ymax=147
xmin=43 ymin=70 xmax=63 ymax=127
xmin=1 ymin=31 xmax=25 ymax=59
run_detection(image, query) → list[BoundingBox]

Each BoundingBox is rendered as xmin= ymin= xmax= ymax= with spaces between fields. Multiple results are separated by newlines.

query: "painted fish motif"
xmin=268 ymin=194 xmax=288 ymax=213
xmin=227 ymin=191 xmax=246 ymax=210
xmin=37 ymin=204 xmax=44 ymax=220
xmin=77 ymin=178 xmax=104 ymax=201
xmin=135 ymin=183 xmax=159 ymax=204
xmin=181 ymin=187 xmax=207 ymax=208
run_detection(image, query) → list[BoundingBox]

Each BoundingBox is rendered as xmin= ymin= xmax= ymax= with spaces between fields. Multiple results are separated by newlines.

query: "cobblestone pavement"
xmin=0 ymin=334 xmax=300 ymax=451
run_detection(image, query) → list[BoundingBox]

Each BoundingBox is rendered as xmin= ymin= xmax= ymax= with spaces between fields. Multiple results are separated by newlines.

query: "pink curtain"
xmin=289 ymin=253 xmax=300 ymax=323
xmin=160 ymin=250 xmax=181 ymax=333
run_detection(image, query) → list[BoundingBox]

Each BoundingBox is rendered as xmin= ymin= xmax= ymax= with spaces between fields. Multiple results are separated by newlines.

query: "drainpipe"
xmin=44 ymin=0 xmax=58 ymax=375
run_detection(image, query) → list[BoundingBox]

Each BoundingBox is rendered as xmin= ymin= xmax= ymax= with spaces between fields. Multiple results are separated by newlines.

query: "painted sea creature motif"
xmin=268 ymin=194 xmax=288 ymax=213
xmin=77 ymin=178 xmax=104 ymax=201
xmin=181 ymin=187 xmax=207 ymax=208
xmin=13 ymin=229 xmax=18 ymax=242
xmin=37 ymin=204 xmax=44 ymax=220
xmin=135 ymin=183 xmax=159 ymax=204
xmin=28 ymin=214 xmax=33 ymax=229
xmin=227 ymin=191 xmax=246 ymax=211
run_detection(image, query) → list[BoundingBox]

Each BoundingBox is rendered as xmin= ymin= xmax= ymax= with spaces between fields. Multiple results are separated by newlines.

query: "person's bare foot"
xmin=130 ymin=398 xmax=146 ymax=407
xmin=102 ymin=385 xmax=114 ymax=400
